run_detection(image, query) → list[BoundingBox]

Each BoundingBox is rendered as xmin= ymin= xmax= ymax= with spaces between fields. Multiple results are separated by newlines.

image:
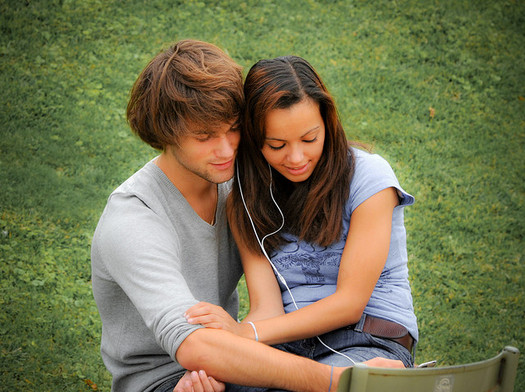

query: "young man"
xmin=91 ymin=39 xmax=401 ymax=392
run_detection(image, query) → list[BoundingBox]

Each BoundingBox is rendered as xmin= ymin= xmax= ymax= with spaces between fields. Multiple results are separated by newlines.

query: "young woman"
xmin=185 ymin=55 xmax=418 ymax=370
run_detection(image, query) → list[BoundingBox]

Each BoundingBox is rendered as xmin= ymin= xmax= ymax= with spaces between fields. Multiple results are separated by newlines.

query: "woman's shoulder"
xmin=347 ymin=147 xmax=414 ymax=211
xmin=350 ymin=147 xmax=395 ymax=180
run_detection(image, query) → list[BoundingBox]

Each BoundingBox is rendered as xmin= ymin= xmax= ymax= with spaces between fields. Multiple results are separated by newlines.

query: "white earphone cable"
xmin=236 ymin=162 xmax=356 ymax=365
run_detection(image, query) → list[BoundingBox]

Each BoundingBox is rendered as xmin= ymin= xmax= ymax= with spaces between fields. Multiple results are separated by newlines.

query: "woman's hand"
xmin=362 ymin=357 xmax=405 ymax=368
xmin=184 ymin=302 xmax=242 ymax=334
xmin=173 ymin=370 xmax=225 ymax=392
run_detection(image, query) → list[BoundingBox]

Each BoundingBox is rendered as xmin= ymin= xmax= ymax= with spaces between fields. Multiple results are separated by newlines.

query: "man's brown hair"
xmin=127 ymin=39 xmax=244 ymax=150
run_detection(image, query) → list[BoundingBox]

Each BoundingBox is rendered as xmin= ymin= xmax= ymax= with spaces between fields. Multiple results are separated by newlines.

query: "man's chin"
xmin=210 ymin=171 xmax=234 ymax=184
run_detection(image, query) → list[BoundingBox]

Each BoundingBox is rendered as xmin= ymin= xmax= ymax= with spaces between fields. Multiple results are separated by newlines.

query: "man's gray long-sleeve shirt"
xmin=91 ymin=160 xmax=242 ymax=392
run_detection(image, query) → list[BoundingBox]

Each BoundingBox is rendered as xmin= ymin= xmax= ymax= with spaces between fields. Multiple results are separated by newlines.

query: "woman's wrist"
xmin=239 ymin=321 xmax=259 ymax=341
xmin=246 ymin=321 xmax=259 ymax=341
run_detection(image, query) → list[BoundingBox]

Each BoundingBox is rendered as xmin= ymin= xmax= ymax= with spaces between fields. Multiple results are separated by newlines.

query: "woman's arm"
xmin=242 ymin=187 xmax=399 ymax=345
xmin=237 ymin=231 xmax=286 ymax=323
xmin=183 ymin=244 xmax=285 ymax=339
xmin=184 ymin=204 xmax=285 ymax=339
xmin=185 ymin=187 xmax=398 ymax=345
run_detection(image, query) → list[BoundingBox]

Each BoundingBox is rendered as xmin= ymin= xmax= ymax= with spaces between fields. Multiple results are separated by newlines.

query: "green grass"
xmin=1 ymin=0 xmax=523 ymax=390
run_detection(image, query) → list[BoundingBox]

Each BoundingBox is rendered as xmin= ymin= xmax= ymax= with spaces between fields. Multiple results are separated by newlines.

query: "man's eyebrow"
xmin=192 ymin=129 xmax=215 ymax=136
xmin=265 ymin=126 xmax=320 ymax=141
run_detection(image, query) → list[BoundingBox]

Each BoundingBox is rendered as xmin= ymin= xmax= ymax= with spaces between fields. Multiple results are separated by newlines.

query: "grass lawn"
xmin=1 ymin=0 xmax=523 ymax=390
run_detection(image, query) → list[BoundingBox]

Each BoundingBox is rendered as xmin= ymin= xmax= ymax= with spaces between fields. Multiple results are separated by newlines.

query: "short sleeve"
xmin=346 ymin=148 xmax=414 ymax=215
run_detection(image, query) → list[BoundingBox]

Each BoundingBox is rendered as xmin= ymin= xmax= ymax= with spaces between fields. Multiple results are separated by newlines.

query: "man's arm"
xmin=176 ymin=328 xmax=339 ymax=392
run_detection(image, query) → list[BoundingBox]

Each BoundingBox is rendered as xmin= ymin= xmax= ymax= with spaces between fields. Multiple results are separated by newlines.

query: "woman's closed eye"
xmin=267 ymin=143 xmax=285 ymax=150
xmin=267 ymin=137 xmax=317 ymax=150
xmin=303 ymin=137 xmax=318 ymax=143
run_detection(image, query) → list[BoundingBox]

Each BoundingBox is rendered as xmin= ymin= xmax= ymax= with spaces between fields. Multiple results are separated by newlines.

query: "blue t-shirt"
xmin=270 ymin=148 xmax=418 ymax=341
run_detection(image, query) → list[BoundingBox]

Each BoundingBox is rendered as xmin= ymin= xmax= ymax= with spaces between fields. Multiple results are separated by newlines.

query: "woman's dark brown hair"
xmin=127 ymin=39 xmax=244 ymax=150
xmin=228 ymin=56 xmax=355 ymax=255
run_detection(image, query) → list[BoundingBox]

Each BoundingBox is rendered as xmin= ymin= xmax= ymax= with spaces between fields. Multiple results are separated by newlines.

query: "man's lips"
xmin=211 ymin=159 xmax=234 ymax=170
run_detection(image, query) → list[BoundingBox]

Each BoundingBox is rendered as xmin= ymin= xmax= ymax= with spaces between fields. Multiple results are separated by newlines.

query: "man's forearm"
xmin=176 ymin=328 xmax=339 ymax=392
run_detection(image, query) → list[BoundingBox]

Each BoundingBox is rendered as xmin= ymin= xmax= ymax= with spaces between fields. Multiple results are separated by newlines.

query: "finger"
xmin=366 ymin=357 xmax=404 ymax=368
xmin=197 ymin=370 xmax=215 ymax=392
xmin=184 ymin=303 xmax=206 ymax=318
xmin=186 ymin=314 xmax=223 ymax=328
xmin=194 ymin=302 xmax=219 ymax=312
xmin=208 ymin=377 xmax=226 ymax=392
xmin=173 ymin=379 xmax=192 ymax=392
xmin=185 ymin=304 xmax=218 ymax=319
xmin=381 ymin=359 xmax=403 ymax=368
xmin=173 ymin=371 xmax=192 ymax=392
xmin=190 ymin=371 xmax=204 ymax=392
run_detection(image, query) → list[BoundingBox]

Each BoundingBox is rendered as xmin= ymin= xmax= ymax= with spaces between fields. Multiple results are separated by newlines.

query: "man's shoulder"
xmin=112 ymin=159 xmax=158 ymax=196
xmin=107 ymin=159 xmax=180 ymax=210
xmin=92 ymin=162 xmax=182 ymax=259
xmin=95 ymin=161 xmax=170 ymax=232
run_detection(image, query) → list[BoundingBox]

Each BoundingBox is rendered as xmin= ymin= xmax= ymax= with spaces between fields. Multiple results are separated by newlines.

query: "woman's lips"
xmin=285 ymin=162 xmax=309 ymax=176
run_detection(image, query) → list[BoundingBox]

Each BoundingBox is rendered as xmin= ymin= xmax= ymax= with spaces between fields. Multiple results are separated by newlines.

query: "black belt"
xmin=357 ymin=314 xmax=414 ymax=353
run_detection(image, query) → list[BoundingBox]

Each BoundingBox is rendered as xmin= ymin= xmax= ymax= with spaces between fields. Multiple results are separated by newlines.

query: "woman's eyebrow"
xmin=265 ymin=126 xmax=320 ymax=141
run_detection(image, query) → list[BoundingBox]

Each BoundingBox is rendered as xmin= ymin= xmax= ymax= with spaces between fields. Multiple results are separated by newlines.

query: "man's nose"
xmin=216 ymin=133 xmax=237 ymax=157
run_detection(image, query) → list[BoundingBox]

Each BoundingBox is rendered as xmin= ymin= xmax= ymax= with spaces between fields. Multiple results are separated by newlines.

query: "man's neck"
xmin=155 ymin=151 xmax=217 ymax=225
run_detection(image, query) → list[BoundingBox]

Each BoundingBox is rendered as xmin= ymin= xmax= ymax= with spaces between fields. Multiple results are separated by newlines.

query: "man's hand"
xmin=173 ymin=370 xmax=225 ymax=392
xmin=184 ymin=302 xmax=241 ymax=334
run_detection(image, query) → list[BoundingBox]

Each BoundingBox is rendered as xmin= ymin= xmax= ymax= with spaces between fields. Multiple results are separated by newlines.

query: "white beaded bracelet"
xmin=247 ymin=321 xmax=259 ymax=342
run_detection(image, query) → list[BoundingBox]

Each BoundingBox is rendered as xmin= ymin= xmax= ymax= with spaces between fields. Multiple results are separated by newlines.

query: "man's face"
xmin=168 ymin=120 xmax=240 ymax=184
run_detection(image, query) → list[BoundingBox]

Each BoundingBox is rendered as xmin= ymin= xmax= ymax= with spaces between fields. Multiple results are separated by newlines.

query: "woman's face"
xmin=261 ymin=98 xmax=325 ymax=183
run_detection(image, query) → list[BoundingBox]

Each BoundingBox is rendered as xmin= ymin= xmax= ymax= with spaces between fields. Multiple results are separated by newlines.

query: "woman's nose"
xmin=286 ymin=144 xmax=304 ymax=164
